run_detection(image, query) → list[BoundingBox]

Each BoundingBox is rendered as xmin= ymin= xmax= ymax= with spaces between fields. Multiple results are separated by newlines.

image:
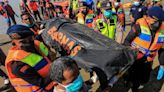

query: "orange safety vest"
xmin=0 ymin=6 xmax=8 ymax=18
xmin=131 ymin=18 xmax=164 ymax=61
xmin=29 ymin=1 xmax=38 ymax=11
xmin=5 ymin=40 xmax=54 ymax=92
xmin=85 ymin=10 xmax=94 ymax=28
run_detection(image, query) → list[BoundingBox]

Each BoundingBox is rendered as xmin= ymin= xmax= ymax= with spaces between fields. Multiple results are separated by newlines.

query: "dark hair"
xmin=20 ymin=12 xmax=31 ymax=19
xmin=49 ymin=56 xmax=78 ymax=83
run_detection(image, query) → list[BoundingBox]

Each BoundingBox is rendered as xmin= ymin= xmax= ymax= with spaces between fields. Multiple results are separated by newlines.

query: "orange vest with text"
xmin=131 ymin=18 xmax=164 ymax=61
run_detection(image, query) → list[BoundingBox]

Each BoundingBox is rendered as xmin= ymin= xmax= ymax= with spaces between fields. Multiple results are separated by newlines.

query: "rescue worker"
xmin=93 ymin=1 xmax=123 ymax=44
xmin=124 ymin=6 xmax=164 ymax=92
xmin=28 ymin=0 xmax=42 ymax=21
xmin=76 ymin=2 xmax=95 ymax=28
xmin=3 ymin=0 xmax=17 ymax=26
xmin=5 ymin=25 xmax=54 ymax=92
xmin=50 ymin=57 xmax=88 ymax=92
xmin=0 ymin=48 xmax=10 ymax=91
xmin=112 ymin=0 xmax=125 ymax=31
xmin=130 ymin=0 xmax=147 ymax=25
xmin=0 ymin=1 xmax=10 ymax=27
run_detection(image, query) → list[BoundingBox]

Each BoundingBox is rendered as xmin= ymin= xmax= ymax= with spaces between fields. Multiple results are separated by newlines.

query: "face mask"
xmin=82 ymin=9 xmax=87 ymax=15
xmin=114 ymin=2 xmax=119 ymax=7
xmin=27 ymin=22 xmax=35 ymax=28
xmin=150 ymin=21 xmax=161 ymax=32
xmin=133 ymin=1 xmax=140 ymax=6
xmin=103 ymin=10 xmax=112 ymax=19
xmin=60 ymin=75 xmax=83 ymax=92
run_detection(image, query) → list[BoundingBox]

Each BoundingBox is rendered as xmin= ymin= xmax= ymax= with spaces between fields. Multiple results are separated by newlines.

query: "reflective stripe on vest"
xmin=96 ymin=16 xmax=117 ymax=39
xmin=85 ymin=14 xmax=94 ymax=24
xmin=131 ymin=18 xmax=164 ymax=61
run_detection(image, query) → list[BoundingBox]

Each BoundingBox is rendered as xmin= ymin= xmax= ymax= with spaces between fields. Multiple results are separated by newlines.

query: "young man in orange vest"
xmin=5 ymin=25 xmax=54 ymax=92
xmin=124 ymin=6 xmax=164 ymax=92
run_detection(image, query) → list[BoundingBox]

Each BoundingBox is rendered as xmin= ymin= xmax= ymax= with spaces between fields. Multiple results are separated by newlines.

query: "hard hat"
xmin=7 ymin=25 xmax=34 ymax=39
xmin=147 ymin=6 xmax=164 ymax=21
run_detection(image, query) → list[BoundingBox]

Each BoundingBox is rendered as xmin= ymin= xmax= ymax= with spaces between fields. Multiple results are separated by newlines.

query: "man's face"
xmin=147 ymin=16 xmax=162 ymax=31
xmin=22 ymin=15 xmax=34 ymax=25
xmin=147 ymin=16 xmax=158 ymax=25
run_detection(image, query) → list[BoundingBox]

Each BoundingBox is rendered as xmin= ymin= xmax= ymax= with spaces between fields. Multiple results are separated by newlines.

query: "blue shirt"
xmin=130 ymin=5 xmax=147 ymax=22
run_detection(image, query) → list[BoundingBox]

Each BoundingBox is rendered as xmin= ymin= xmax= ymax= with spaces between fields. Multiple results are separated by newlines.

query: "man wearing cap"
xmin=93 ymin=1 xmax=123 ymax=44
xmin=5 ymin=25 xmax=54 ymax=92
xmin=124 ymin=6 xmax=164 ymax=92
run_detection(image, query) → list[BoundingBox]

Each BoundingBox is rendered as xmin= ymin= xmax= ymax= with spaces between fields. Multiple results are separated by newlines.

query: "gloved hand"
xmin=157 ymin=66 xmax=164 ymax=80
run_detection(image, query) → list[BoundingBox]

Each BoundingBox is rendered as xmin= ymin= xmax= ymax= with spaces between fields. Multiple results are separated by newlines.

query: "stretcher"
xmin=41 ymin=17 xmax=137 ymax=91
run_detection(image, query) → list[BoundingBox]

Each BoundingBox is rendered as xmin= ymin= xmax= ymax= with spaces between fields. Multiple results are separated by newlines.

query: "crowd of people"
xmin=0 ymin=0 xmax=164 ymax=92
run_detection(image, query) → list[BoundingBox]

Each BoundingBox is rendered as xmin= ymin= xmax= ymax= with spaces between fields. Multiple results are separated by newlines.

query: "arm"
xmin=115 ymin=22 xmax=123 ymax=44
xmin=123 ymin=24 xmax=141 ymax=46
xmin=157 ymin=47 xmax=164 ymax=80
xmin=129 ymin=7 xmax=135 ymax=23
xmin=11 ymin=61 xmax=52 ymax=88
